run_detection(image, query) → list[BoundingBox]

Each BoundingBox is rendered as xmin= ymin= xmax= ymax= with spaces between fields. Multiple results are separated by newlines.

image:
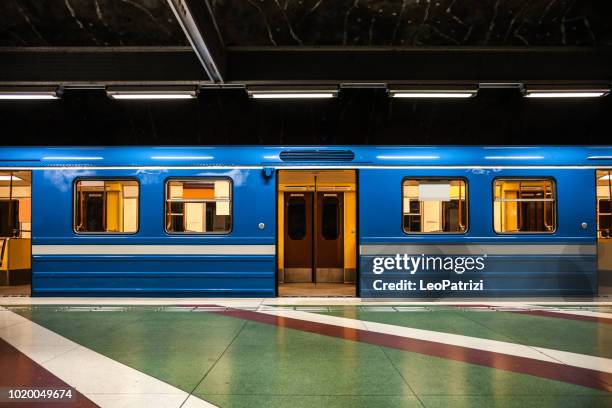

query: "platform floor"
xmin=1 ymin=299 xmax=612 ymax=407
xmin=278 ymin=282 xmax=356 ymax=297
xmin=0 ymin=284 xmax=30 ymax=297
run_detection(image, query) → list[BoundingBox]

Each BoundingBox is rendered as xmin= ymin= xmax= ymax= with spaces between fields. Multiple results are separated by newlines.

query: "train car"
xmin=0 ymin=146 xmax=611 ymax=298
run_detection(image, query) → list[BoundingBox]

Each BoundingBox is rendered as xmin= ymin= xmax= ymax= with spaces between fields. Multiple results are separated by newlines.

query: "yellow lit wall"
xmin=343 ymin=191 xmax=356 ymax=271
xmin=277 ymin=192 xmax=284 ymax=278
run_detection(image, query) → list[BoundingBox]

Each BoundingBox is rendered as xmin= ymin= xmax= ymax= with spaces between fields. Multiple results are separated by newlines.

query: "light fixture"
xmin=525 ymin=91 xmax=608 ymax=98
xmin=0 ymin=86 xmax=59 ymax=100
xmin=390 ymin=92 xmax=475 ymax=98
xmin=247 ymin=86 xmax=338 ymax=99
xmin=388 ymin=84 xmax=478 ymax=99
xmin=523 ymin=85 xmax=610 ymax=98
xmin=599 ymin=174 xmax=612 ymax=181
xmin=0 ymin=175 xmax=22 ymax=181
xmin=106 ymin=86 xmax=197 ymax=100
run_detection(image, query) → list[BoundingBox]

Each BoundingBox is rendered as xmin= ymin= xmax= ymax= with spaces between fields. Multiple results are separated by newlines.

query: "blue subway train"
xmin=0 ymin=146 xmax=611 ymax=298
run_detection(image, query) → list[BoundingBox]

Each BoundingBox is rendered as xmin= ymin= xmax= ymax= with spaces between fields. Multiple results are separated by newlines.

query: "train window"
xmin=494 ymin=179 xmax=556 ymax=233
xmin=321 ymin=195 xmax=340 ymax=240
xmin=597 ymin=170 xmax=611 ymax=239
xmin=74 ymin=180 xmax=139 ymax=233
xmin=165 ymin=179 xmax=232 ymax=234
xmin=402 ymin=179 xmax=467 ymax=233
xmin=0 ymin=200 xmax=19 ymax=237
xmin=287 ymin=195 xmax=306 ymax=240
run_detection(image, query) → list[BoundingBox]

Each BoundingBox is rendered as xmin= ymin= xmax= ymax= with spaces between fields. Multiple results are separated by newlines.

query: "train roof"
xmin=0 ymin=146 xmax=611 ymax=167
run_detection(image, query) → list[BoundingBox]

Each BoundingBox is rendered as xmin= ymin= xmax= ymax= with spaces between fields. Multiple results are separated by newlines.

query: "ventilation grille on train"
xmin=279 ymin=150 xmax=355 ymax=162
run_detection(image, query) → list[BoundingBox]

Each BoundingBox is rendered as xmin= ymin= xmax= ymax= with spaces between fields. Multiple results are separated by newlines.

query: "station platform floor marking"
xmin=1 ymin=297 xmax=612 ymax=307
xmin=2 ymin=302 xmax=612 ymax=407
xmin=206 ymin=305 xmax=612 ymax=391
xmin=0 ymin=307 xmax=217 ymax=408
xmin=0 ymin=338 xmax=97 ymax=407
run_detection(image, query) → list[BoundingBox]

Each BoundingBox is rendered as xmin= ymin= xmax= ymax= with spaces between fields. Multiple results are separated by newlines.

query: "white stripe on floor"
xmin=526 ymin=308 xmax=612 ymax=319
xmin=256 ymin=308 xmax=612 ymax=374
xmin=0 ymin=307 xmax=217 ymax=408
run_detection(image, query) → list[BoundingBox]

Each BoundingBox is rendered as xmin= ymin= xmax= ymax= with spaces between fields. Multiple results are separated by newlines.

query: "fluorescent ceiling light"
xmin=390 ymin=92 xmax=475 ymax=98
xmin=250 ymin=92 xmax=336 ymax=99
xmin=525 ymin=92 xmax=607 ymax=98
xmin=247 ymin=86 xmax=338 ymax=100
xmin=110 ymin=94 xmax=196 ymax=100
xmin=0 ymin=175 xmax=22 ymax=181
xmin=106 ymin=86 xmax=197 ymax=100
xmin=0 ymin=86 xmax=59 ymax=100
xmin=0 ymin=94 xmax=58 ymax=100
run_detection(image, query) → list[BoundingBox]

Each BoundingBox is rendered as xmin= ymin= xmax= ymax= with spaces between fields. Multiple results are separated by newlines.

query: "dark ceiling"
xmin=1 ymin=1 xmax=611 ymax=84
xmin=0 ymin=1 xmax=610 ymax=146
xmin=1 ymin=88 xmax=610 ymax=145
xmin=0 ymin=0 xmax=187 ymax=46
xmin=2 ymin=1 xmax=610 ymax=47
xmin=211 ymin=0 xmax=612 ymax=47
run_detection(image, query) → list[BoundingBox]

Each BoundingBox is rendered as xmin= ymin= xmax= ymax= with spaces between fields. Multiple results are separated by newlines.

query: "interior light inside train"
xmin=165 ymin=179 xmax=232 ymax=234
xmin=74 ymin=180 xmax=139 ymax=233
xmin=402 ymin=179 xmax=467 ymax=233
xmin=494 ymin=179 xmax=556 ymax=233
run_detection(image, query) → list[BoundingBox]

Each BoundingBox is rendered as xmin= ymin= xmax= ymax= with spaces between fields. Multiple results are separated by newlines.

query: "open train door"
xmin=277 ymin=170 xmax=357 ymax=297
xmin=0 ymin=170 xmax=32 ymax=296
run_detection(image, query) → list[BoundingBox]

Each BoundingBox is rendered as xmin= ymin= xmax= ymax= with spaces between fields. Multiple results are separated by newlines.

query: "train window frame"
xmin=73 ymin=178 xmax=140 ymax=235
xmin=596 ymin=170 xmax=612 ymax=239
xmin=401 ymin=177 xmax=469 ymax=235
xmin=492 ymin=177 xmax=557 ymax=235
xmin=163 ymin=177 xmax=233 ymax=235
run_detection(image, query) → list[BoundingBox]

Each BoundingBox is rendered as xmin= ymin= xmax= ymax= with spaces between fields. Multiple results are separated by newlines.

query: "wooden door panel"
xmin=284 ymin=192 xmax=313 ymax=282
xmin=316 ymin=193 xmax=344 ymax=282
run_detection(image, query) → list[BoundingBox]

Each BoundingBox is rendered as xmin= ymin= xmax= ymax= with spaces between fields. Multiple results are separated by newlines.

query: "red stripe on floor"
xmin=0 ymin=338 xmax=98 ymax=407
xmin=208 ymin=306 xmax=612 ymax=393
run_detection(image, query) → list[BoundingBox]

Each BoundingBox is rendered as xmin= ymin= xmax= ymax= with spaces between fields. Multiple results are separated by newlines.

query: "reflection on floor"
xmin=278 ymin=282 xmax=356 ymax=297
xmin=0 ymin=284 xmax=30 ymax=296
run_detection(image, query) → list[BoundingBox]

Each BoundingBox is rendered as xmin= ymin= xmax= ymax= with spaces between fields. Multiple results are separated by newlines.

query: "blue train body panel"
xmin=31 ymin=168 xmax=276 ymax=297
xmin=1 ymin=145 xmax=612 ymax=167
xmin=358 ymin=168 xmax=597 ymax=297
xmin=0 ymin=145 xmax=609 ymax=297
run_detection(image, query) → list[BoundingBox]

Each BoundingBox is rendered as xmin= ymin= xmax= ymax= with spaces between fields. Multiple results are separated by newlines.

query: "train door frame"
xmin=597 ymin=169 xmax=612 ymax=295
xmin=276 ymin=169 xmax=358 ymax=297
xmin=0 ymin=169 xmax=33 ymax=297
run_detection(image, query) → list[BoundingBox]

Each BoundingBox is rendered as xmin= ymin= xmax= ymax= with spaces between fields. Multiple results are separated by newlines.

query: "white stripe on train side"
xmin=32 ymin=244 xmax=276 ymax=256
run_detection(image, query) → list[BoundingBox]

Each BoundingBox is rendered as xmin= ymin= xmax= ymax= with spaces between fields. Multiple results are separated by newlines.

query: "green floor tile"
xmin=203 ymin=395 xmax=423 ymax=408
xmin=420 ymin=395 xmax=612 ymax=408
